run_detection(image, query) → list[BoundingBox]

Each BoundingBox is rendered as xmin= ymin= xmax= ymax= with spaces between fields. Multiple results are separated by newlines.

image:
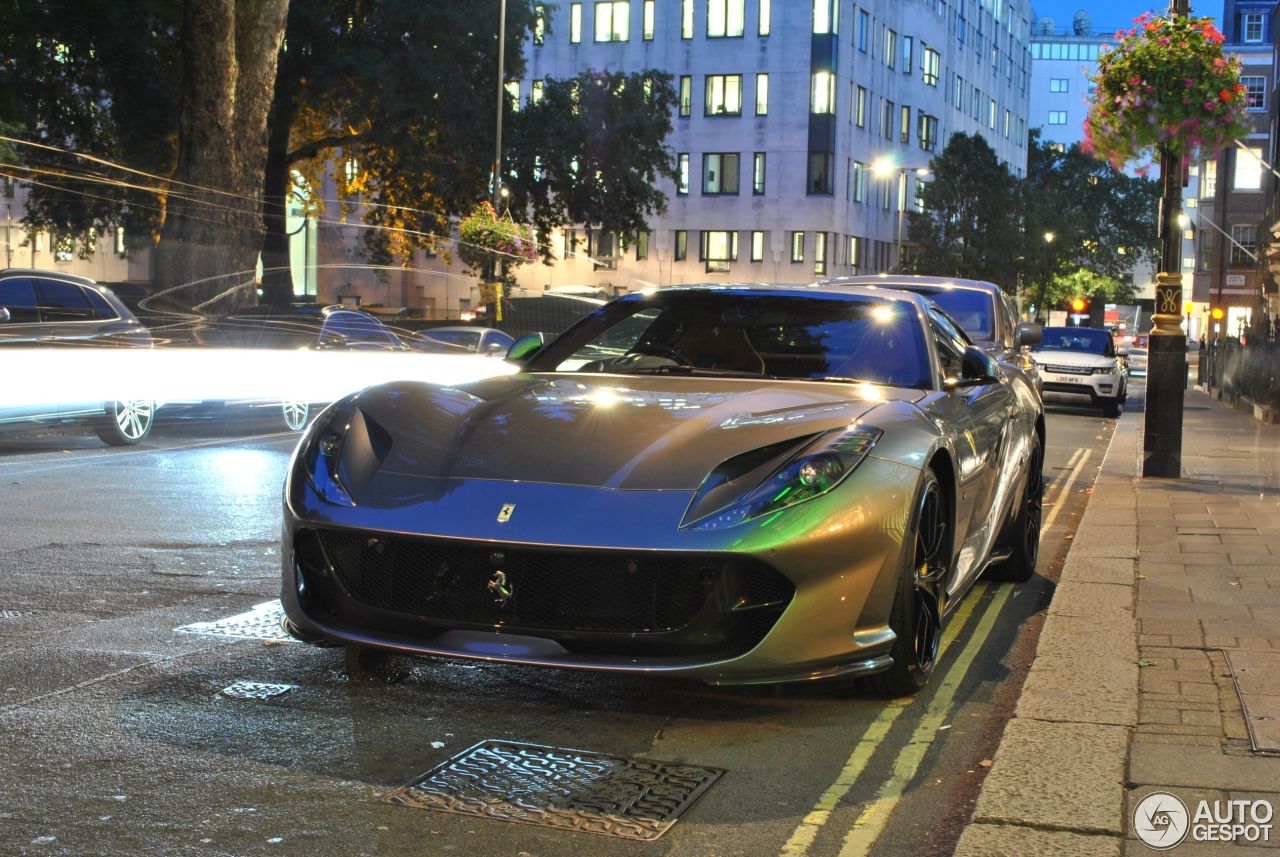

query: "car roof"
xmin=0 ymin=268 xmax=101 ymax=287
xmin=819 ymin=274 xmax=1004 ymax=294
xmin=422 ymin=326 xmax=503 ymax=334
xmin=634 ymin=281 xmax=935 ymax=309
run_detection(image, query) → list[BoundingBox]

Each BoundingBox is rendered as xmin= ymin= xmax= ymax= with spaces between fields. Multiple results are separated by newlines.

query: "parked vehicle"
xmin=282 ymin=283 xmax=1045 ymax=696
xmin=1126 ymin=346 xmax=1148 ymax=377
xmin=1030 ymin=326 xmax=1128 ymax=417
xmin=0 ymin=269 xmax=156 ymax=445
xmin=410 ymin=326 xmax=515 ymax=355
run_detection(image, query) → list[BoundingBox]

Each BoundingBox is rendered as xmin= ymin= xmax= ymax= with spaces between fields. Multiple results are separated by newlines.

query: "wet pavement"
xmin=0 ymin=400 xmax=1124 ymax=856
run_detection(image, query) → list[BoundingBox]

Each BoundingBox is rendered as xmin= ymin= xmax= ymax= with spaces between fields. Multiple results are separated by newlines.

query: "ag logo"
xmin=1134 ymin=791 xmax=1190 ymax=850
xmin=497 ymin=503 xmax=516 ymax=523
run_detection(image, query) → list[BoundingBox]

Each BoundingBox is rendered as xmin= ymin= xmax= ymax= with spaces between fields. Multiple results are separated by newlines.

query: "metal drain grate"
xmin=221 ymin=681 xmax=298 ymax=700
xmin=385 ymin=740 xmax=724 ymax=841
xmin=175 ymin=601 xmax=295 ymax=642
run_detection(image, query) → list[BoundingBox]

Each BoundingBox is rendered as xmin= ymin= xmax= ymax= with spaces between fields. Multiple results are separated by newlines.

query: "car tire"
xmin=986 ymin=433 xmax=1043 ymax=583
xmin=282 ymin=401 xmax=310 ymax=432
xmin=344 ymin=644 xmax=410 ymax=683
xmin=94 ymin=400 xmax=154 ymax=446
xmin=1102 ymin=398 xmax=1121 ymax=418
xmin=862 ymin=468 xmax=949 ymax=697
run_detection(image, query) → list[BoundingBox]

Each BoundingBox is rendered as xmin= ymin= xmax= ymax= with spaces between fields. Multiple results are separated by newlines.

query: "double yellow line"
xmin=780 ymin=448 xmax=1092 ymax=857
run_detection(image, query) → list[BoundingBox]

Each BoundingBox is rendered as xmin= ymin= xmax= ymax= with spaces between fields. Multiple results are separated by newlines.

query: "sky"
xmin=1028 ymin=1 xmax=1222 ymax=35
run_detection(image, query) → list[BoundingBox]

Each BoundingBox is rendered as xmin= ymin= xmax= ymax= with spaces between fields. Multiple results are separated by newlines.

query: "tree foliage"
xmin=907 ymin=130 xmax=1159 ymax=304
xmin=1045 ymin=268 xmax=1137 ymax=307
xmin=906 ymin=133 xmax=1021 ymax=286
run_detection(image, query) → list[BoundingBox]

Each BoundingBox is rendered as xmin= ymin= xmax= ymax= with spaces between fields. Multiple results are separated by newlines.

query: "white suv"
xmin=1030 ymin=326 xmax=1128 ymax=417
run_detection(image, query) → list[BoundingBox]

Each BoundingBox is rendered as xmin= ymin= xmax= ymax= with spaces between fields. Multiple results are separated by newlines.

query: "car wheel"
xmin=1102 ymin=399 xmax=1121 ymax=418
xmin=987 ymin=433 xmax=1043 ymax=583
xmin=863 ymin=468 xmax=949 ymax=697
xmin=94 ymin=400 xmax=154 ymax=446
xmin=344 ymin=644 xmax=410 ymax=683
xmin=282 ymin=401 xmax=310 ymax=432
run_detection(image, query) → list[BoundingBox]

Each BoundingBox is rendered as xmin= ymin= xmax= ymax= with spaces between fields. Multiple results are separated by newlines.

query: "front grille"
xmin=297 ymin=528 xmax=793 ymax=641
xmin=1040 ymin=364 xmax=1092 ymax=375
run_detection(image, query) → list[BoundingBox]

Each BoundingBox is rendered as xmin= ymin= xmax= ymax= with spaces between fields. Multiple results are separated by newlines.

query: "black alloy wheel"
xmin=863 ymin=468 xmax=950 ymax=697
xmin=987 ymin=433 xmax=1043 ymax=583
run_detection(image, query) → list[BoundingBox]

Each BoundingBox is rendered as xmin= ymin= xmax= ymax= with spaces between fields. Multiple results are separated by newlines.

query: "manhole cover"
xmin=175 ymin=601 xmax=295 ymax=642
xmin=385 ymin=740 xmax=724 ymax=841
xmin=221 ymin=681 xmax=298 ymax=700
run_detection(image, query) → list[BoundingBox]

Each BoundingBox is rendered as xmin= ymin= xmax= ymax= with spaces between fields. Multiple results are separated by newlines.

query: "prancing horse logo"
xmin=488 ymin=570 xmax=513 ymax=606
xmin=497 ymin=503 xmax=516 ymax=523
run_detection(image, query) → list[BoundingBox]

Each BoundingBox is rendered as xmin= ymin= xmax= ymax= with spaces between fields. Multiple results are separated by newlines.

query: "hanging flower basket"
xmin=456 ymin=200 xmax=539 ymax=274
xmin=1085 ymin=14 xmax=1249 ymax=167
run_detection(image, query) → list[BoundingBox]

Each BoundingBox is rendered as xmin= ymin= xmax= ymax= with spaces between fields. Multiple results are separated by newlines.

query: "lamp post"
xmin=872 ymin=158 xmax=930 ymax=271
xmin=1035 ymin=231 xmax=1055 ymax=323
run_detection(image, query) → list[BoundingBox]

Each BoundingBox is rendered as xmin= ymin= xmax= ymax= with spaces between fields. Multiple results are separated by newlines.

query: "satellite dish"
xmin=1036 ymin=16 xmax=1057 ymax=35
xmin=1073 ymin=10 xmax=1092 ymax=35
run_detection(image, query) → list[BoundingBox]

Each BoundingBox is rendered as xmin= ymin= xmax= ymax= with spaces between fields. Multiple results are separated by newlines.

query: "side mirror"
xmin=506 ymin=332 xmax=547 ymax=364
xmin=1014 ymin=322 xmax=1042 ymax=348
xmin=486 ymin=341 xmax=508 ymax=355
xmin=0 ymin=307 xmax=10 ymax=323
xmin=1116 ymin=346 xmax=1130 ymax=357
xmin=945 ymin=346 xmax=1002 ymax=390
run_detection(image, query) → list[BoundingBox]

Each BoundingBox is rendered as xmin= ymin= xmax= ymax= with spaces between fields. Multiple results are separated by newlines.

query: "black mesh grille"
xmin=298 ymin=528 xmax=793 ymax=639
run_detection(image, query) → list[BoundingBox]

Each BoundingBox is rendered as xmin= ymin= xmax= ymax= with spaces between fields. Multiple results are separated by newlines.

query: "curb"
xmin=952 ymin=411 xmax=1141 ymax=857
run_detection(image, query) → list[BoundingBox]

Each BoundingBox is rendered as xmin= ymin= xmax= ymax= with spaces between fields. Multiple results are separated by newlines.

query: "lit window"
xmin=595 ymin=1 xmax=629 ymax=41
xmin=900 ymin=104 xmax=910 ymax=143
xmin=534 ymin=5 xmax=547 ymax=44
xmin=855 ymin=85 xmax=867 ymax=127
xmin=701 ymin=230 xmax=738 ymax=272
xmin=812 ymin=0 xmax=835 ymax=34
xmin=705 ymin=74 xmax=743 ymax=115
xmin=643 ymin=0 xmax=655 ymax=38
xmin=814 ymin=231 xmax=827 ymax=275
xmin=1202 ymin=160 xmax=1217 ymax=197
xmin=791 ymin=231 xmax=804 ymax=262
xmin=708 ymin=0 xmax=745 ymax=37
xmin=531 ymin=80 xmax=545 ymax=104
xmin=679 ymin=75 xmax=692 ymax=116
xmin=54 ymin=235 xmax=74 ymax=262
xmin=954 ymin=75 xmax=964 ymax=109
xmin=570 ymin=4 xmax=582 ymax=42
xmin=755 ymin=73 xmax=768 ymax=114
xmin=758 ymin=0 xmax=770 ymax=35
xmin=702 ymin=152 xmax=740 ymax=194
xmin=923 ymin=47 xmax=940 ymax=86
xmin=505 ymin=81 xmax=520 ymax=109
xmin=1004 ymin=108 xmax=1010 ymax=137
xmin=635 ymin=230 xmax=650 ymax=259
xmin=852 ymin=160 xmax=866 ymax=202
xmin=811 ymin=71 xmax=835 ymax=114
xmin=677 ymin=153 xmax=690 ymax=194
xmin=750 ymin=230 xmax=765 ymax=262
xmin=115 ymin=226 xmax=126 ymax=255
xmin=848 ymin=235 xmax=862 ymax=271
xmin=753 ymin=152 xmax=766 ymax=194
xmin=989 ymin=98 xmax=997 ymax=129
xmin=885 ymin=29 xmax=897 ymax=68
xmin=682 ymin=0 xmax=693 ymax=38
xmin=1230 ymin=224 xmax=1256 ymax=265
xmin=1234 ymin=147 xmax=1263 ymax=190
xmin=674 ymin=230 xmax=688 ymax=261
xmin=918 ymin=113 xmax=938 ymax=150
xmin=1049 ymin=78 xmax=1068 ymax=93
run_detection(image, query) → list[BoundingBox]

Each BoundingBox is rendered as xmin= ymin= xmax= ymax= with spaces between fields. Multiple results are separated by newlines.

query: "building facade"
xmin=504 ymin=0 xmax=1032 ymax=295
xmin=1192 ymin=0 xmax=1275 ymax=338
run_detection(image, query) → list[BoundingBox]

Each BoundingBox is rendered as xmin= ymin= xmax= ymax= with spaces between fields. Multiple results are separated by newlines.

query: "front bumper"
xmin=1039 ymin=370 xmax=1123 ymax=403
xmin=281 ymin=456 xmax=921 ymax=684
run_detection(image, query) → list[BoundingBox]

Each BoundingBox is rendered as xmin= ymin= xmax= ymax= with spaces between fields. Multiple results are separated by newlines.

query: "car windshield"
xmin=1033 ymin=327 xmax=1114 ymax=356
xmin=318 ymin=310 xmax=402 ymax=346
xmin=524 ymin=290 xmax=933 ymax=388
xmin=422 ymin=329 xmax=482 ymax=349
xmin=881 ymin=285 xmax=995 ymax=340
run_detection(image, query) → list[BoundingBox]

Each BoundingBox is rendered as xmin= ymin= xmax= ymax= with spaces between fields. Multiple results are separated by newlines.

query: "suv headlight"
xmin=681 ymin=425 xmax=882 ymax=530
xmin=1093 ymin=363 xmax=1118 ymax=375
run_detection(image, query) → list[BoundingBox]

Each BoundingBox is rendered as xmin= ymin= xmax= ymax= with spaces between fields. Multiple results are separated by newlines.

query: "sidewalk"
xmin=954 ymin=389 xmax=1280 ymax=856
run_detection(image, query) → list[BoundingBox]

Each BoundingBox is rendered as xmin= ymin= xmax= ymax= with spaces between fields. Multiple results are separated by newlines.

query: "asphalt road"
xmin=0 ymin=389 xmax=1132 ymax=857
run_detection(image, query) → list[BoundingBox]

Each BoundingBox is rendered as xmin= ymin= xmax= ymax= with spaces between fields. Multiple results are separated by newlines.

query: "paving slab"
xmin=1046 ymin=581 xmax=1134 ymax=619
xmin=1129 ymin=743 xmax=1280 ymax=791
xmin=953 ymin=823 xmax=1120 ymax=857
xmin=971 ymin=719 xmax=1130 ymax=835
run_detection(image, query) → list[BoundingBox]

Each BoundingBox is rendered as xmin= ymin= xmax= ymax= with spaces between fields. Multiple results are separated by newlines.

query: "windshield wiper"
xmin=618 ymin=365 xmax=775 ymax=378
xmin=816 ymin=375 xmax=869 ymax=384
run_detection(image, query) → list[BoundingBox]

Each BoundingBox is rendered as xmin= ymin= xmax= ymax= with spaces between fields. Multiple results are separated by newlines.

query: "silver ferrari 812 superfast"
xmin=281 ymin=283 xmax=1044 ymax=695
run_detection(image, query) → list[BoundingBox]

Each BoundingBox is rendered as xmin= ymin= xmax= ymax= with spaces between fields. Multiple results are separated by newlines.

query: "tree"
xmin=1044 ymin=268 xmax=1137 ymax=308
xmin=906 ymin=133 xmax=1021 ymax=287
xmin=505 ymin=71 xmax=679 ymax=257
xmin=152 ymin=0 xmax=290 ymax=305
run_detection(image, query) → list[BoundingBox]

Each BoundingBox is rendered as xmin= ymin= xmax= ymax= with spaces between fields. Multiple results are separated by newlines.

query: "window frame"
xmin=702 ymin=152 xmax=741 ymax=195
xmin=704 ymin=73 xmax=744 ymax=116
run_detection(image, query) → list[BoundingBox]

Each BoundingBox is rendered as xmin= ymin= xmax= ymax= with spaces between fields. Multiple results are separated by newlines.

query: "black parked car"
xmin=0 ymin=269 xmax=156 ymax=445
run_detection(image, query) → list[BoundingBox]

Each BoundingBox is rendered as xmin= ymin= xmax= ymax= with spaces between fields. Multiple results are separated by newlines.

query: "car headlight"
xmin=298 ymin=395 xmax=361 ymax=506
xmin=1093 ymin=363 xmax=1118 ymax=375
xmin=681 ymin=425 xmax=882 ymax=530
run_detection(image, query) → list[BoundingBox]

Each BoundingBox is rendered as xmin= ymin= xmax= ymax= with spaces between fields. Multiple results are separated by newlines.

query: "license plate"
xmin=1058 ymin=375 xmax=1086 ymax=384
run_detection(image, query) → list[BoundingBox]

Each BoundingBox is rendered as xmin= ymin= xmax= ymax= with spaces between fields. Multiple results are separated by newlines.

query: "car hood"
xmin=349 ymin=373 xmax=924 ymax=491
xmin=1031 ymin=351 xmax=1116 ymax=370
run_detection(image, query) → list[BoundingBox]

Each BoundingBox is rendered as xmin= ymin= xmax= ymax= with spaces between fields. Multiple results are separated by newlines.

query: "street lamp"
xmin=872 ymin=157 xmax=931 ymax=272
xmin=1035 ymin=232 xmax=1055 ymax=323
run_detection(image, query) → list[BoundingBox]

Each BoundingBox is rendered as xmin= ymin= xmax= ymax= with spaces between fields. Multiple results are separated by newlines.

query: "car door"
xmin=32 ymin=278 xmax=106 ymax=344
xmin=928 ymin=308 xmax=1014 ymax=594
xmin=0 ymin=276 xmax=44 ymax=346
